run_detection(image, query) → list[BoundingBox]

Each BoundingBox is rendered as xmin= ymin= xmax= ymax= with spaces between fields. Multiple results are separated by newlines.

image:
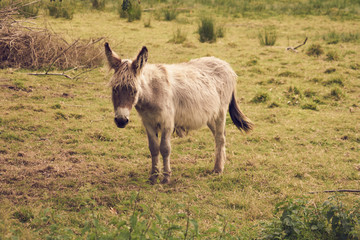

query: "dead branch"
xmin=287 ymin=37 xmax=308 ymax=52
xmin=28 ymin=72 xmax=73 ymax=79
xmin=309 ymin=189 xmax=360 ymax=194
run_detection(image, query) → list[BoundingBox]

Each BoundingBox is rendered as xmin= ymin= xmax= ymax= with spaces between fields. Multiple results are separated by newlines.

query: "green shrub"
xmin=251 ymin=92 xmax=270 ymax=103
xmin=198 ymin=17 xmax=216 ymax=43
xmin=258 ymin=27 xmax=277 ymax=46
xmin=259 ymin=197 xmax=360 ymax=240
xmin=324 ymin=68 xmax=336 ymax=74
xmin=118 ymin=0 xmax=142 ymax=22
xmin=306 ymin=44 xmax=324 ymax=57
xmin=47 ymin=2 xmax=74 ymax=20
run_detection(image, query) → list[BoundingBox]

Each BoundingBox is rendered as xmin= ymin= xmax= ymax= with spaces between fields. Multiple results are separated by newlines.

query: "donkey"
xmin=105 ymin=43 xmax=253 ymax=184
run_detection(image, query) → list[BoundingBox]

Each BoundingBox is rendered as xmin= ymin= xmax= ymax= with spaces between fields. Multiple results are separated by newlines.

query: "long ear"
xmin=104 ymin=42 xmax=121 ymax=70
xmin=132 ymin=46 xmax=148 ymax=75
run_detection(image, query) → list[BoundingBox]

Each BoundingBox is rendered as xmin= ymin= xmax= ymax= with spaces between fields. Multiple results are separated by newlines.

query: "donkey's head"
xmin=105 ymin=43 xmax=148 ymax=128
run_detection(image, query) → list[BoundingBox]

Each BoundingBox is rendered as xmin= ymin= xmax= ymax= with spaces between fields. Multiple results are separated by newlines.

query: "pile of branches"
xmin=0 ymin=1 xmax=103 ymax=70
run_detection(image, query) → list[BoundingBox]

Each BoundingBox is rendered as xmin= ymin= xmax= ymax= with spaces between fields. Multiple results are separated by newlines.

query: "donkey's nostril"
xmin=114 ymin=117 xmax=129 ymax=128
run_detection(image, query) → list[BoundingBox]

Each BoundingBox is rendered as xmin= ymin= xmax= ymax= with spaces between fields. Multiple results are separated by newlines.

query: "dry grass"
xmin=0 ymin=2 xmax=103 ymax=70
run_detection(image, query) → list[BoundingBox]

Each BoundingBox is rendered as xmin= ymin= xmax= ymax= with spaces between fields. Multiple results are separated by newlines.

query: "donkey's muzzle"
xmin=114 ymin=117 xmax=129 ymax=128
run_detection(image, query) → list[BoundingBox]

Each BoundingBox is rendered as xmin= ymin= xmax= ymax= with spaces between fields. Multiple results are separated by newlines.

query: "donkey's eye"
xmin=113 ymin=88 xmax=118 ymax=94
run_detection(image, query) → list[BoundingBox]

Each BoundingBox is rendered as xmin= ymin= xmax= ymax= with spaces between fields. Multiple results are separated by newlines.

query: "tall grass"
xmin=258 ymin=27 xmax=277 ymax=46
xmin=198 ymin=17 xmax=216 ymax=43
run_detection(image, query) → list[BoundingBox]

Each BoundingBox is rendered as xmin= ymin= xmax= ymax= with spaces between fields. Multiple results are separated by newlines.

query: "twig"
xmin=46 ymin=39 xmax=80 ymax=74
xmin=287 ymin=37 xmax=308 ymax=52
xmin=309 ymin=189 xmax=360 ymax=194
xmin=28 ymin=72 xmax=73 ymax=79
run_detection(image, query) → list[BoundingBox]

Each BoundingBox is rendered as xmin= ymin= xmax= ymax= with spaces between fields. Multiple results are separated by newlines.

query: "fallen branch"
xmin=309 ymin=189 xmax=360 ymax=194
xmin=287 ymin=37 xmax=308 ymax=52
xmin=28 ymin=66 xmax=98 ymax=80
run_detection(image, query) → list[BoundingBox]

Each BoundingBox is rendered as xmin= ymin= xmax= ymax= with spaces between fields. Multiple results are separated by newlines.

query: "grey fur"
xmin=105 ymin=43 xmax=254 ymax=184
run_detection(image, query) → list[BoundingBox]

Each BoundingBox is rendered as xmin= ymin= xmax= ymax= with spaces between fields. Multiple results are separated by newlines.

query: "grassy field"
xmin=1 ymin=0 xmax=360 ymax=238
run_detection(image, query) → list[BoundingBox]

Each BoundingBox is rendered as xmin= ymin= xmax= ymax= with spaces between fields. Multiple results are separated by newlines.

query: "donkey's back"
xmin=160 ymin=57 xmax=238 ymax=130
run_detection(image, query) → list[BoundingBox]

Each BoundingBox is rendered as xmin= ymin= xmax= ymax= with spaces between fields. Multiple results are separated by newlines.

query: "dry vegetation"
xmin=0 ymin=2 xmax=103 ymax=70
xmin=0 ymin=0 xmax=360 ymax=239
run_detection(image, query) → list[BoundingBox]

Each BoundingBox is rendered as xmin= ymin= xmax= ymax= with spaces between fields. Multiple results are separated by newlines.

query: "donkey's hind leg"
xmin=145 ymin=125 xmax=160 ymax=184
xmin=213 ymin=110 xmax=226 ymax=173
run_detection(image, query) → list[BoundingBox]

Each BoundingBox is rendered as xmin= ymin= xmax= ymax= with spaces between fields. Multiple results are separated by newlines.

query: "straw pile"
xmin=0 ymin=2 xmax=103 ymax=70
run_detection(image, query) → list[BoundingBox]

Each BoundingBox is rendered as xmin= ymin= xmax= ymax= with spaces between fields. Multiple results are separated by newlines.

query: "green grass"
xmin=1 ymin=2 xmax=360 ymax=239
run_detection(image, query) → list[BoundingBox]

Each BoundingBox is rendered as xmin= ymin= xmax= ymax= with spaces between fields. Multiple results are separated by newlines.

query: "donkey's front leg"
xmin=213 ymin=111 xmax=226 ymax=173
xmin=145 ymin=126 xmax=160 ymax=184
xmin=160 ymin=128 xmax=172 ymax=184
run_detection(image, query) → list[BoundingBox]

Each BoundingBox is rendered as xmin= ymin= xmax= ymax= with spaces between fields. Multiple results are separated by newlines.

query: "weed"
xmin=323 ymin=78 xmax=344 ymax=87
xmin=51 ymin=104 xmax=61 ymax=109
xmin=329 ymin=87 xmax=344 ymax=100
xmin=277 ymin=71 xmax=301 ymax=78
xmin=304 ymin=89 xmax=317 ymax=98
xmin=306 ymin=44 xmax=324 ymax=57
xmin=19 ymin=2 xmax=39 ymax=18
xmin=326 ymin=50 xmax=340 ymax=61
xmin=286 ymin=86 xmax=302 ymax=105
xmin=259 ymin=197 xmax=360 ymax=240
xmin=258 ymin=27 xmax=277 ymax=46
xmin=268 ymin=102 xmax=280 ymax=108
xmin=169 ymin=28 xmax=187 ymax=44
xmin=54 ymin=111 xmax=68 ymax=120
xmin=198 ymin=17 xmax=216 ymax=43
xmin=13 ymin=208 xmax=34 ymax=223
xmin=301 ymin=102 xmax=318 ymax=111
xmin=246 ymin=59 xmax=258 ymax=66
xmin=350 ymin=63 xmax=360 ymax=70
xmin=251 ymin=92 xmax=270 ymax=103
xmin=324 ymin=68 xmax=336 ymax=74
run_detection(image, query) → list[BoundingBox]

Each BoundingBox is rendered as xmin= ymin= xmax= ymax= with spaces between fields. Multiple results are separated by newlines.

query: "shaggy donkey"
xmin=105 ymin=43 xmax=253 ymax=184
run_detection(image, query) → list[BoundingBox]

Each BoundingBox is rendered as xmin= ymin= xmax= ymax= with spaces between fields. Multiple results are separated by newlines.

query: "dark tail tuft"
xmin=229 ymin=92 xmax=254 ymax=133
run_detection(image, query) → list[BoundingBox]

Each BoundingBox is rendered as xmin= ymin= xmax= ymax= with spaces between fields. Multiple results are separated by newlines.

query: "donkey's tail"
xmin=229 ymin=92 xmax=254 ymax=133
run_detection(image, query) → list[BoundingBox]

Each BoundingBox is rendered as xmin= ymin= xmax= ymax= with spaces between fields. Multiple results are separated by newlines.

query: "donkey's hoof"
xmin=212 ymin=168 xmax=223 ymax=174
xmin=161 ymin=177 xmax=171 ymax=184
xmin=148 ymin=175 xmax=158 ymax=185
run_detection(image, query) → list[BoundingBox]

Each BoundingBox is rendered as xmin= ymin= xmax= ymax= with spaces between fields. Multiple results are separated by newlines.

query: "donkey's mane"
xmin=108 ymin=60 xmax=138 ymax=89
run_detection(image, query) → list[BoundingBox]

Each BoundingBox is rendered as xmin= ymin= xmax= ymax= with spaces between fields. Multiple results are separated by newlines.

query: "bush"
xmin=118 ymin=0 xmax=142 ymax=22
xmin=259 ymin=197 xmax=360 ymax=240
xmin=91 ymin=0 xmax=106 ymax=10
xmin=329 ymin=87 xmax=344 ymax=100
xmin=47 ymin=2 xmax=74 ymax=20
xmin=198 ymin=17 xmax=216 ymax=43
xmin=301 ymin=102 xmax=318 ymax=111
xmin=306 ymin=44 xmax=324 ymax=57
xmin=258 ymin=27 xmax=277 ymax=46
